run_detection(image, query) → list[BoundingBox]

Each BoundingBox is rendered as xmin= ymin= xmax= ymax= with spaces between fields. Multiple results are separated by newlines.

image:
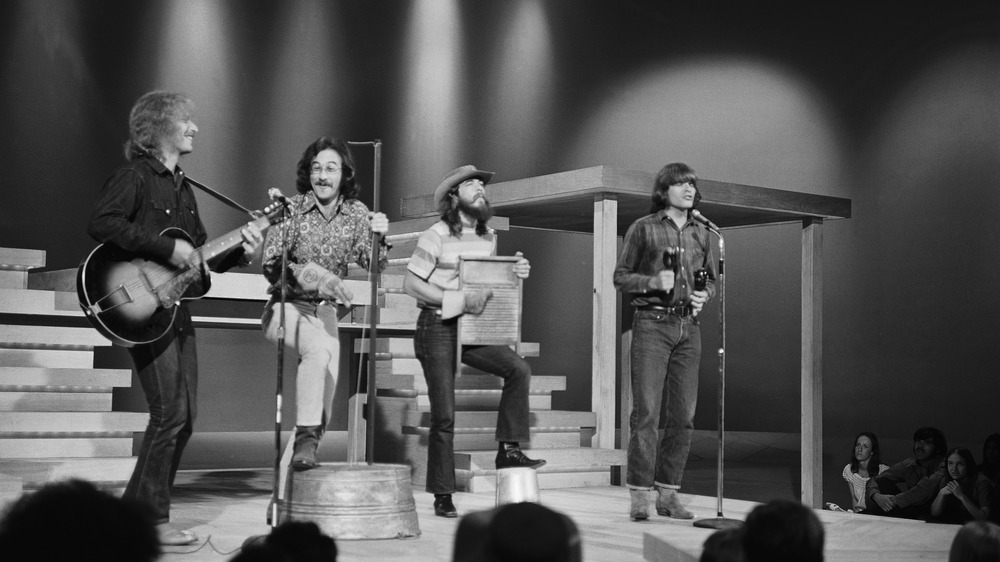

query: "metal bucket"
xmin=495 ymin=466 xmax=540 ymax=506
xmin=278 ymin=462 xmax=421 ymax=540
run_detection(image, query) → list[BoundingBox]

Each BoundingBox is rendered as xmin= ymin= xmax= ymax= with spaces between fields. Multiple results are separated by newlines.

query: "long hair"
xmin=439 ymin=185 xmax=490 ymax=237
xmin=294 ymin=137 xmax=359 ymax=199
xmin=123 ymin=91 xmax=193 ymax=162
xmin=848 ymin=431 xmax=883 ymax=474
xmin=650 ymin=162 xmax=701 ymax=213
xmin=943 ymin=447 xmax=981 ymax=494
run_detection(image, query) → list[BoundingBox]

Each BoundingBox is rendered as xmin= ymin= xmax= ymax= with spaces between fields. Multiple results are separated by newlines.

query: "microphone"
xmin=690 ymin=209 xmax=719 ymax=230
xmin=268 ymin=187 xmax=290 ymax=206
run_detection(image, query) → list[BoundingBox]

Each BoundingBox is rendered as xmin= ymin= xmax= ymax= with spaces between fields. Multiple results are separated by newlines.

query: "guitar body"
xmin=77 ymin=228 xmax=210 ymax=347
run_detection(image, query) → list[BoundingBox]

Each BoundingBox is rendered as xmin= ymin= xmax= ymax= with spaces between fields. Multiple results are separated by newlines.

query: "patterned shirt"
xmin=613 ymin=209 xmax=717 ymax=308
xmin=407 ymin=221 xmax=496 ymax=306
xmin=261 ymin=192 xmax=388 ymax=301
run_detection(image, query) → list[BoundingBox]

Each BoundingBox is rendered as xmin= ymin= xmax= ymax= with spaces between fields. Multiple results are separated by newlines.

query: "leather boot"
xmin=656 ymin=487 xmax=694 ymax=519
xmin=495 ymin=442 xmax=546 ymax=469
xmin=291 ymin=425 xmax=322 ymax=471
xmin=629 ymin=489 xmax=650 ymax=521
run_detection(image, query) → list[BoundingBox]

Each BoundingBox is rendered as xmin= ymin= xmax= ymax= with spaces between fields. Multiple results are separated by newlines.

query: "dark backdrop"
xmin=1 ymin=0 xmax=997 ymax=502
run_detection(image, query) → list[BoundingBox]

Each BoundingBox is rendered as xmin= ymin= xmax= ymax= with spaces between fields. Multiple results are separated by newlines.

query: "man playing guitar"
xmin=86 ymin=91 xmax=263 ymax=546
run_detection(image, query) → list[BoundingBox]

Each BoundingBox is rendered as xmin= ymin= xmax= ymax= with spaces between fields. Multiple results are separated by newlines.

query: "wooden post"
xmin=593 ymin=195 xmax=618 ymax=449
xmin=801 ymin=217 xmax=823 ymax=507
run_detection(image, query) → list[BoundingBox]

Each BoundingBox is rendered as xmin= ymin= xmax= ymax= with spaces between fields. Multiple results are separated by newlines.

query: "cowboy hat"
xmin=433 ymin=165 xmax=495 ymax=208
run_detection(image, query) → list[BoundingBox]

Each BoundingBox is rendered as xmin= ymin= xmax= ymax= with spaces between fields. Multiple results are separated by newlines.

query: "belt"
xmin=637 ymin=304 xmax=691 ymax=317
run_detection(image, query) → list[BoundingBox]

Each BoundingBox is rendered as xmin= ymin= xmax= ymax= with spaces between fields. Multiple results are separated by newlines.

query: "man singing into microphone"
xmin=613 ymin=162 xmax=716 ymax=521
xmin=260 ymin=137 xmax=389 ymax=471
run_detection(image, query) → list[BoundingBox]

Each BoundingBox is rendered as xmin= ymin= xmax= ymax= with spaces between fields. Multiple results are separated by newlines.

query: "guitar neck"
xmin=197 ymin=215 xmax=272 ymax=262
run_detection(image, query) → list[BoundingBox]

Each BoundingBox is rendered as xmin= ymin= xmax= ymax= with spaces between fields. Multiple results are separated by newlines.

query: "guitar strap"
xmin=184 ymin=176 xmax=257 ymax=218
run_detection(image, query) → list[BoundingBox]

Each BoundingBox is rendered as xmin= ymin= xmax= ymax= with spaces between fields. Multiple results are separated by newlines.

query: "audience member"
xmin=931 ymin=447 xmax=993 ymax=524
xmin=741 ymin=499 xmax=824 ymax=562
xmin=840 ymin=431 xmax=890 ymax=513
xmin=230 ymin=520 xmax=337 ymax=562
xmin=949 ymin=521 xmax=1000 ymax=562
xmin=452 ymin=502 xmax=581 ymax=562
xmin=700 ymin=526 xmax=745 ymax=562
xmin=0 ymin=478 xmax=160 ymax=561
xmin=865 ymin=426 xmax=947 ymax=520
xmin=979 ymin=433 xmax=1000 ymax=487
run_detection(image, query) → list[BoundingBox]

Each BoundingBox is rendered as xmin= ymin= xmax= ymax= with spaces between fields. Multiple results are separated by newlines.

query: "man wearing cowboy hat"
xmin=403 ymin=165 xmax=546 ymax=518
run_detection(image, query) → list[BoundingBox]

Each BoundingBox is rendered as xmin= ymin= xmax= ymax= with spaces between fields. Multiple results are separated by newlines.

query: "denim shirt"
xmin=613 ymin=209 xmax=717 ymax=308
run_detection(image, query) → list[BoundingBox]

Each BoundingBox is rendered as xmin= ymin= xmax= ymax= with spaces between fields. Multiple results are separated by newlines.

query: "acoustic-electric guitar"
xmin=77 ymin=204 xmax=284 ymax=347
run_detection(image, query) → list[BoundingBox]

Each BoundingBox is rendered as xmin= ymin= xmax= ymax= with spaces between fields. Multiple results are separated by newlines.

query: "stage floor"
xmin=158 ymin=468 xmax=962 ymax=562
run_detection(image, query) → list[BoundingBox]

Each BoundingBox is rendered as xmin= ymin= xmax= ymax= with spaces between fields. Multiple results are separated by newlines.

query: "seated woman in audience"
xmin=979 ymin=433 xmax=1000 ymax=487
xmin=841 ymin=431 xmax=890 ymax=513
xmin=931 ymin=447 xmax=993 ymax=524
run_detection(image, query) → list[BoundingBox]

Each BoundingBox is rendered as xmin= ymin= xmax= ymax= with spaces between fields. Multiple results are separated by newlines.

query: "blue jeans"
xmin=123 ymin=308 xmax=197 ymax=524
xmin=627 ymin=309 xmax=701 ymax=489
xmin=414 ymin=309 xmax=531 ymax=494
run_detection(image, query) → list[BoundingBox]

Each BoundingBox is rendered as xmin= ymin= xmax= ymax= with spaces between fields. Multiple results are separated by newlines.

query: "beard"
xmin=457 ymin=196 xmax=493 ymax=223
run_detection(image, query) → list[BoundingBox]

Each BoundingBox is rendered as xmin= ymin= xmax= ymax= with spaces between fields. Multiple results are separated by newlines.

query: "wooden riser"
xmin=0 ymin=288 xmax=80 ymax=316
xmin=0 ymin=248 xmax=46 ymax=270
xmin=0 ymin=391 xmax=112 ymax=412
xmin=0 ymin=348 xmax=94 ymax=369
xmin=0 ymin=437 xmax=133 ymax=458
xmin=0 ymin=457 xmax=137 ymax=490
xmin=0 ymin=411 xmax=148 ymax=433
xmin=378 ymin=373 xmax=565 ymax=393
xmin=0 ymin=271 xmax=28 ymax=290
xmin=402 ymin=409 xmax=596 ymax=430
xmin=0 ymin=325 xmax=111 ymax=348
xmin=0 ymin=366 xmax=132 ymax=387
xmin=455 ymin=469 xmax=613 ymax=493
xmin=411 ymin=393 xmax=551 ymax=411
xmin=455 ymin=447 xmax=626 ymax=472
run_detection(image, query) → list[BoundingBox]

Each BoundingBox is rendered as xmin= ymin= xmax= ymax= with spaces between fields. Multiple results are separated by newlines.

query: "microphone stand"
xmin=346 ymin=140 xmax=382 ymax=465
xmin=692 ymin=228 xmax=742 ymax=530
xmin=267 ymin=200 xmax=291 ymax=528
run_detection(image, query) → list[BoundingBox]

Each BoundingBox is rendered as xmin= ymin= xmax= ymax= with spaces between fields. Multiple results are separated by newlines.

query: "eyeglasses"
xmin=310 ymin=163 xmax=342 ymax=176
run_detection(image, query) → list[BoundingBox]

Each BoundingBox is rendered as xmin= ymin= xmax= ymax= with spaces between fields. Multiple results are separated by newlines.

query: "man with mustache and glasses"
xmin=260 ymin=137 xmax=389 ymax=472
xmin=865 ymin=426 xmax=947 ymax=520
xmin=613 ymin=162 xmax=716 ymax=522
xmin=403 ymin=165 xmax=545 ymax=518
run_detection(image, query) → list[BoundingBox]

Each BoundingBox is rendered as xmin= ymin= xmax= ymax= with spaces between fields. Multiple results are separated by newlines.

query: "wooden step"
xmin=0 ymin=366 xmax=132 ymax=389
xmin=0 ymin=412 xmax=148 ymax=434
xmin=0 ymin=391 xmax=112 ymax=412
xmin=402 ymin=409 xmax=594 ymax=431
xmin=0 ymin=437 xmax=133 ymax=458
xmin=0 ymin=457 xmax=137 ymax=490
xmin=455 ymin=447 xmax=625 ymax=472
xmin=0 ymin=271 xmax=28 ymax=290
xmin=0 ymin=349 xmax=94 ymax=369
xmin=0 ymin=325 xmax=111 ymax=348
xmin=378 ymin=373 xmax=565 ymax=393
xmin=0 ymin=248 xmax=46 ymax=270
xmin=0 ymin=288 xmax=80 ymax=317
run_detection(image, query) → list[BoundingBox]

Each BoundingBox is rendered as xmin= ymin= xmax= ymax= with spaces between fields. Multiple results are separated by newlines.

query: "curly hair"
xmin=294 ymin=137 xmax=359 ymax=200
xmin=123 ymin=91 xmax=193 ymax=161
xmin=650 ymin=162 xmax=701 ymax=213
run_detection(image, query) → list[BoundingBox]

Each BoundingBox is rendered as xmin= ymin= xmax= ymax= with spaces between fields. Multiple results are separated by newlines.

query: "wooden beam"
xmin=801 ymin=218 xmax=823 ymax=507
